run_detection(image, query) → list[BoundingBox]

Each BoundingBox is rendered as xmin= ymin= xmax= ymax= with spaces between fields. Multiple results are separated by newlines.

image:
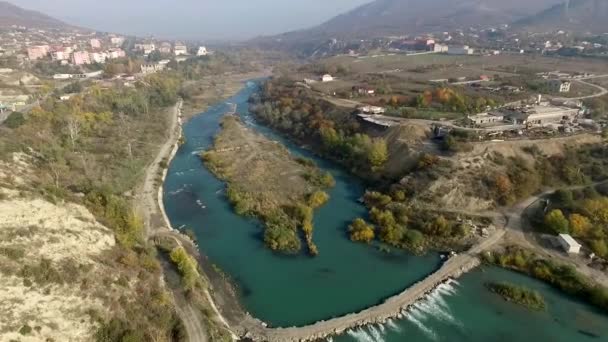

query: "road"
xmin=502 ymin=183 xmax=608 ymax=288
xmin=555 ymin=74 xmax=608 ymax=101
xmin=134 ymin=100 xmax=209 ymax=342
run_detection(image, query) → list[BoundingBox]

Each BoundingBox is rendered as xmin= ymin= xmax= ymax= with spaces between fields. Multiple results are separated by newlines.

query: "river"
xmin=163 ymin=82 xmax=608 ymax=341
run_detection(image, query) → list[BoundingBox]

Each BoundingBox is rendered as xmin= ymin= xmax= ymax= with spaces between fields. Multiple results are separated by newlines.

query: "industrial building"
xmin=557 ymin=234 xmax=582 ymax=254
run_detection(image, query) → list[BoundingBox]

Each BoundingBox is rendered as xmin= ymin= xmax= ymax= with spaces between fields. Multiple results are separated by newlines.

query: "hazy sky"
xmin=9 ymin=0 xmax=371 ymax=41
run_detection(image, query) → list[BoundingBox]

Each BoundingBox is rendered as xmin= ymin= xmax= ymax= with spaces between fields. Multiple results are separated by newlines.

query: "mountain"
xmin=515 ymin=0 xmax=608 ymax=33
xmin=0 ymin=1 xmax=71 ymax=29
xmin=286 ymin=0 xmax=564 ymax=39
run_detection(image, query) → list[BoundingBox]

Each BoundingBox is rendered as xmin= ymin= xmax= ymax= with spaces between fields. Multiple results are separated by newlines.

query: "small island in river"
xmin=202 ymin=115 xmax=334 ymax=255
xmin=486 ymin=281 xmax=546 ymax=311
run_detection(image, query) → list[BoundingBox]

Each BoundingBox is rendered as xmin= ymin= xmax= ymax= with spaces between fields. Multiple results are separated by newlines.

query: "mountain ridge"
xmin=0 ymin=1 xmax=72 ymax=29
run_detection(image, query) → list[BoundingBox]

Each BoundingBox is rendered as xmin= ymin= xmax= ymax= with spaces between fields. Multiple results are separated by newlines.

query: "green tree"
xmin=368 ymin=138 xmax=388 ymax=171
xmin=544 ymin=209 xmax=570 ymax=234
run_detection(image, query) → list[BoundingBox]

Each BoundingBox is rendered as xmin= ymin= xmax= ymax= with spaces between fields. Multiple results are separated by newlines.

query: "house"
xmin=196 ymin=46 xmax=208 ymax=56
xmin=321 ymin=74 xmax=334 ymax=82
xmin=548 ymin=80 xmax=571 ymax=93
xmin=72 ymin=51 xmax=91 ymax=65
xmin=27 ymin=45 xmax=49 ymax=60
xmin=174 ymin=43 xmax=188 ymax=56
xmin=558 ymin=234 xmax=582 ymax=254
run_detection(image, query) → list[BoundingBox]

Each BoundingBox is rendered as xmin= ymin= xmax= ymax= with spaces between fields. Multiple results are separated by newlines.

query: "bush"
xmin=308 ymin=191 xmax=329 ymax=209
xmin=169 ymin=247 xmax=201 ymax=291
xmin=4 ymin=111 xmax=25 ymax=129
xmin=19 ymin=324 xmax=32 ymax=335
xmin=263 ymin=223 xmax=301 ymax=253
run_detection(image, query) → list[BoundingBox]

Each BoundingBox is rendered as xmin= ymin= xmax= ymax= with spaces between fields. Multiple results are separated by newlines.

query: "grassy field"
xmin=301 ymin=54 xmax=608 ymax=101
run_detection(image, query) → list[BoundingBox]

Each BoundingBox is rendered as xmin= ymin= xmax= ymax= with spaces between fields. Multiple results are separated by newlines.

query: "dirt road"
xmin=134 ymin=100 xmax=210 ymax=342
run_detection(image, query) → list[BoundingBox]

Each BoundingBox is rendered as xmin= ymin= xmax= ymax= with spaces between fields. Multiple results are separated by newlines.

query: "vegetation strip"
xmin=485 ymin=281 xmax=546 ymax=311
xmin=484 ymin=247 xmax=608 ymax=313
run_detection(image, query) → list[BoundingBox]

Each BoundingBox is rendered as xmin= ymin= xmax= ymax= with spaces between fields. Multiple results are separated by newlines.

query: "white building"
xmin=433 ymin=44 xmax=449 ymax=53
xmin=358 ymin=105 xmax=386 ymax=115
xmin=174 ymin=44 xmax=188 ymax=56
xmin=448 ymin=45 xmax=474 ymax=55
xmin=558 ymin=234 xmax=582 ymax=254
xmin=51 ymin=49 xmax=68 ymax=61
xmin=321 ymin=74 xmax=334 ymax=82
xmin=196 ymin=46 xmax=208 ymax=56
xmin=548 ymin=80 xmax=571 ymax=93
xmin=141 ymin=63 xmax=166 ymax=74
xmin=110 ymin=36 xmax=125 ymax=47
xmin=89 ymin=52 xmax=107 ymax=64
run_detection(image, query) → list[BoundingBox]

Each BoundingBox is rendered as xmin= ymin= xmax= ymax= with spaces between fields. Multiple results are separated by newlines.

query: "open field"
xmin=305 ymin=54 xmax=608 ymax=100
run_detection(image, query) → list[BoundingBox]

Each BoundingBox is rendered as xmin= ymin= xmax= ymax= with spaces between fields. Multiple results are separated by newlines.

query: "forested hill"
xmin=0 ymin=1 xmax=72 ymax=29
xmin=514 ymin=0 xmax=608 ymax=33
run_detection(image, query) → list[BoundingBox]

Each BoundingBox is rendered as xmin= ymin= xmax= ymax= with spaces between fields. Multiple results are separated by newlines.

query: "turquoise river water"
xmin=163 ymin=83 xmax=608 ymax=341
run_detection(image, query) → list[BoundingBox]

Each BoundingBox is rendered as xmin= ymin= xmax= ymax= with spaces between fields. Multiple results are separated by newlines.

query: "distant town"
xmin=0 ymin=24 xmax=210 ymax=113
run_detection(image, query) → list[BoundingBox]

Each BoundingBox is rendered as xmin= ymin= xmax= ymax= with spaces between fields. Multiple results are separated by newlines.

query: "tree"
xmin=544 ymin=209 xmax=570 ymax=234
xmin=590 ymin=240 xmax=608 ymax=258
xmin=569 ymin=214 xmax=591 ymax=237
xmin=368 ymin=138 xmax=388 ymax=171
xmin=348 ymin=218 xmax=375 ymax=243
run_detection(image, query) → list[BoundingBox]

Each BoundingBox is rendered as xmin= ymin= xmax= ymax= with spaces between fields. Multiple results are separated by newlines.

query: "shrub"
xmin=4 ymin=112 xmax=25 ymax=129
xmin=308 ymin=191 xmax=329 ymax=209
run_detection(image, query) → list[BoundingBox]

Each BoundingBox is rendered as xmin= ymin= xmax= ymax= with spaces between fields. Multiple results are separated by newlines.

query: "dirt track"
xmin=134 ymin=100 xmax=209 ymax=342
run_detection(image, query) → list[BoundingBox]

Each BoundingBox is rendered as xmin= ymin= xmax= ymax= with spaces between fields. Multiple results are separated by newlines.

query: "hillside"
xmin=515 ymin=0 xmax=608 ymax=33
xmin=0 ymin=1 xmax=71 ymax=29
xmin=271 ymin=0 xmax=562 ymax=41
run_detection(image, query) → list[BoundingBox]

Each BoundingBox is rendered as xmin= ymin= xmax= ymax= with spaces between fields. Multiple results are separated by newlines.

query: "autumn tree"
xmin=349 ymin=218 xmax=375 ymax=243
xmin=569 ymin=213 xmax=592 ymax=237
